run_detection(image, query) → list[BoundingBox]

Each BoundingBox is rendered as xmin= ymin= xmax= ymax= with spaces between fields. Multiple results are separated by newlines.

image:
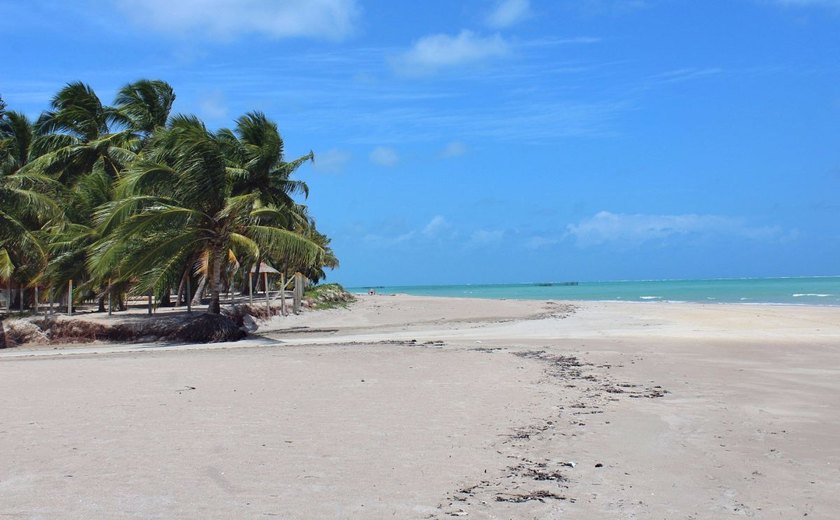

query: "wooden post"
xmin=186 ymin=276 xmax=192 ymax=313
xmin=19 ymin=287 xmax=24 ymax=313
xmin=263 ymin=271 xmax=270 ymax=317
xmin=68 ymin=280 xmax=73 ymax=315
xmin=249 ymin=272 xmax=254 ymax=306
xmin=292 ymin=273 xmax=301 ymax=315
xmin=34 ymin=286 xmax=39 ymax=315
xmin=148 ymin=291 xmax=153 ymax=315
xmin=280 ymin=273 xmax=286 ymax=316
xmin=108 ymin=281 xmax=112 ymax=317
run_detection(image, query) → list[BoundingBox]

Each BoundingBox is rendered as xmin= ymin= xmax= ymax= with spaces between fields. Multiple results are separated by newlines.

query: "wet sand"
xmin=1 ymin=295 xmax=839 ymax=518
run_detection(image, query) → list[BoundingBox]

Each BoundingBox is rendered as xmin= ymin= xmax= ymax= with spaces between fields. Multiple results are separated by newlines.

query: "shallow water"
xmin=352 ymin=277 xmax=840 ymax=305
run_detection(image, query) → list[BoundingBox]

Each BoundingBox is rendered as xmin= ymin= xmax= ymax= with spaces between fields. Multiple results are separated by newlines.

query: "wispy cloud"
xmin=116 ymin=0 xmax=360 ymax=41
xmin=525 ymin=236 xmax=561 ymax=249
xmin=649 ymin=67 xmax=724 ymax=84
xmin=312 ymin=148 xmax=351 ymax=173
xmin=440 ymin=141 xmax=468 ymax=158
xmin=468 ymin=229 xmax=506 ymax=247
xmin=486 ymin=0 xmax=532 ymax=28
xmin=369 ymin=146 xmax=400 ymax=167
xmin=771 ymin=0 xmax=840 ymax=9
xmin=393 ymin=30 xmax=510 ymax=75
xmin=566 ymin=0 xmax=652 ymax=16
xmin=422 ymin=215 xmax=451 ymax=237
xmin=362 ymin=215 xmax=454 ymax=246
xmin=567 ymin=211 xmax=790 ymax=247
xmin=197 ymin=90 xmax=228 ymax=121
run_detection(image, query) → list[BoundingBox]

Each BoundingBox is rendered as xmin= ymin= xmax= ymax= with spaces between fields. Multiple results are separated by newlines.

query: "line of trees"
xmin=0 ymin=80 xmax=337 ymax=315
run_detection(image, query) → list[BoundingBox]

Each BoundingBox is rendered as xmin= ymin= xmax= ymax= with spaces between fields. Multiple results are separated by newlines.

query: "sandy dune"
xmin=2 ymin=295 xmax=839 ymax=518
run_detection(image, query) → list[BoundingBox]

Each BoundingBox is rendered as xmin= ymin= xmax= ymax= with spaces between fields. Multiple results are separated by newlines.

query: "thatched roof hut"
xmin=249 ymin=262 xmax=280 ymax=275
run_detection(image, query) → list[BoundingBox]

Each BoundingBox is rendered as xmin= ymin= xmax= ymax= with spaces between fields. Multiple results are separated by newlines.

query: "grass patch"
xmin=304 ymin=283 xmax=355 ymax=310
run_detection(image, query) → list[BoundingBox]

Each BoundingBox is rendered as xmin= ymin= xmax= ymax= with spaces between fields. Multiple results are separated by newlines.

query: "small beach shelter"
xmin=248 ymin=262 xmax=282 ymax=310
xmin=249 ymin=262 xmax=281 ymax=292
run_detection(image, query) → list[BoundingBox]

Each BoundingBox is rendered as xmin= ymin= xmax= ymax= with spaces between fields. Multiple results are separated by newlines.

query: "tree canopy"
xmin=0 ymin=80 xmax=336 ymax=314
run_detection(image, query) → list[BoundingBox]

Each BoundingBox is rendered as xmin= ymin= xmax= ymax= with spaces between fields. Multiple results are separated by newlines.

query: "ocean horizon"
xmin=349 ymin=276 xmax=840 ymax=306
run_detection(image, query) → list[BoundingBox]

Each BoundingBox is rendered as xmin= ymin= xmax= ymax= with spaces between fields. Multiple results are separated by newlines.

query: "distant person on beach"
xmin=368 ymin=288 xmax=376 ymax=295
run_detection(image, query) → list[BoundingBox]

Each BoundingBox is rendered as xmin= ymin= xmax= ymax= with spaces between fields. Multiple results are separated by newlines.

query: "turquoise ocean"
xmin=351 ymin=277 xmax=840 ymax=306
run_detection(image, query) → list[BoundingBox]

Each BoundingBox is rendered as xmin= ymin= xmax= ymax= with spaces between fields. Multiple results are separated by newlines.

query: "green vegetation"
xmin=304 ymin=283 xmax=355 ymax=310
xmin=0 ymin=80 xmax=337 ymax=315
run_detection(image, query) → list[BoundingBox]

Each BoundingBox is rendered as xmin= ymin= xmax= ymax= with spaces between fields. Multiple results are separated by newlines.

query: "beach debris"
xmin=471 ymin=347 xmax=503 ymax=353
xmin=176 ymin=386 xmax=196 ymax=394
xmin=436 ymin=349 xmax=666 ymax=516
xmin=1 ymin=312 xmax=246 ymax=347
xmin=241 ymin=313 xmax=259 ymax=333
xmin=495 ymin=490 xmax=567 ymax=503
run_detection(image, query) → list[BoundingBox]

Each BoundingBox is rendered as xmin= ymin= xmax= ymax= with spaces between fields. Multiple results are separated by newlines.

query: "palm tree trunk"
xmin=191 ymin=276 xmax=207 ymax=306
xmin=160 ymin=287 xmax=172 ymax=307
xmin=177 ymin=268 xmax=189 ymax=306
xmin=0 ymin=318 xmax=6 ymax=349
xmin=208 ymin=247 xmax=223 ymax=314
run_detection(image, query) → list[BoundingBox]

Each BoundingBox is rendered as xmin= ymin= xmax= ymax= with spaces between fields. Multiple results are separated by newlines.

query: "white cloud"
xmin=486 ymin=0 xmax=532 ymax=28
xmin=395 ymin=30 xmax=510 ymax=75
xmin=566 ymin=211 xmax=787 ymax=247
xmin=440 ymin=141 xmax=468 ymax=158
xmin=422 ymin=215 xmax=451 ymax=237
xmin=311 ymin=148 xmax=351 ymax=173
xmin=369 ymin=146 xmax=400 ymax=167
xmin=117 ymin=0 xmax=359 ymax=40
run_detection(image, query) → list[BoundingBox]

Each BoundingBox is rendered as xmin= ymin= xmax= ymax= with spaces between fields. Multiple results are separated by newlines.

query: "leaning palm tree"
xmin=0 ymin=168 xmax=60 ymax=308
xmin=114 ymin=80 xmax=175 ymax=141
xmin=1 ymin=110 xmax=62 ymax=308
xmin=90 ymin=116 xmax=322 ymax=314
xmin=0 ymin=111 xmax=37 ymax=175
xmin=217 ymin=112 xmax=316 ymax=292
xmin=40 ymin=167 xmax=117 ymax=310
xmin=220 ymin=111 xmax=313 ymax=205
xmin=29 ymin=82 xmax=136 ymax=185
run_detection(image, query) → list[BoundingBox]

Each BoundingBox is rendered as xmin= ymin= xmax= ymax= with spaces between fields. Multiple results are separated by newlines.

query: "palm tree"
xmin=221 ymin=111 xmax=313 ymax=205
xmin=115 ymin=80 xmax=175 ymax=140
xmin=29 ymin=82 xmax=136 ymax=185
xmin=1 ymin=111 xmax=60 ymax=309
xmin=90 ymin=116 xmax=323 ymax=314
xmin=217 ymin=112 xmax=316 ymax=292
xmin=0 ymin=111 xmax=37 ymax=175
xmin=41 ymin=168 xmax=117 ymax=310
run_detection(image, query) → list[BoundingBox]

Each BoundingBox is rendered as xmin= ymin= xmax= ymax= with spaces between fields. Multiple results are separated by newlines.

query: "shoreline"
xmin=3 ymin=294 xmax=840 ymax=357
xmin=2 ymin=294 xmax=838 ymax=517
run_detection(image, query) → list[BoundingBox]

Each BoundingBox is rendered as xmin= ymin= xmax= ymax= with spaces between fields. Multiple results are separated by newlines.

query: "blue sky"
xmin=2 ymin=0 xmax=839 ymax=286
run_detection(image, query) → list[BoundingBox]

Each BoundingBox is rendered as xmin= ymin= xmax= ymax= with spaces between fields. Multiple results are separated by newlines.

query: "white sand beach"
xmin=2 ymin=295 xmax=839 ymax=518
